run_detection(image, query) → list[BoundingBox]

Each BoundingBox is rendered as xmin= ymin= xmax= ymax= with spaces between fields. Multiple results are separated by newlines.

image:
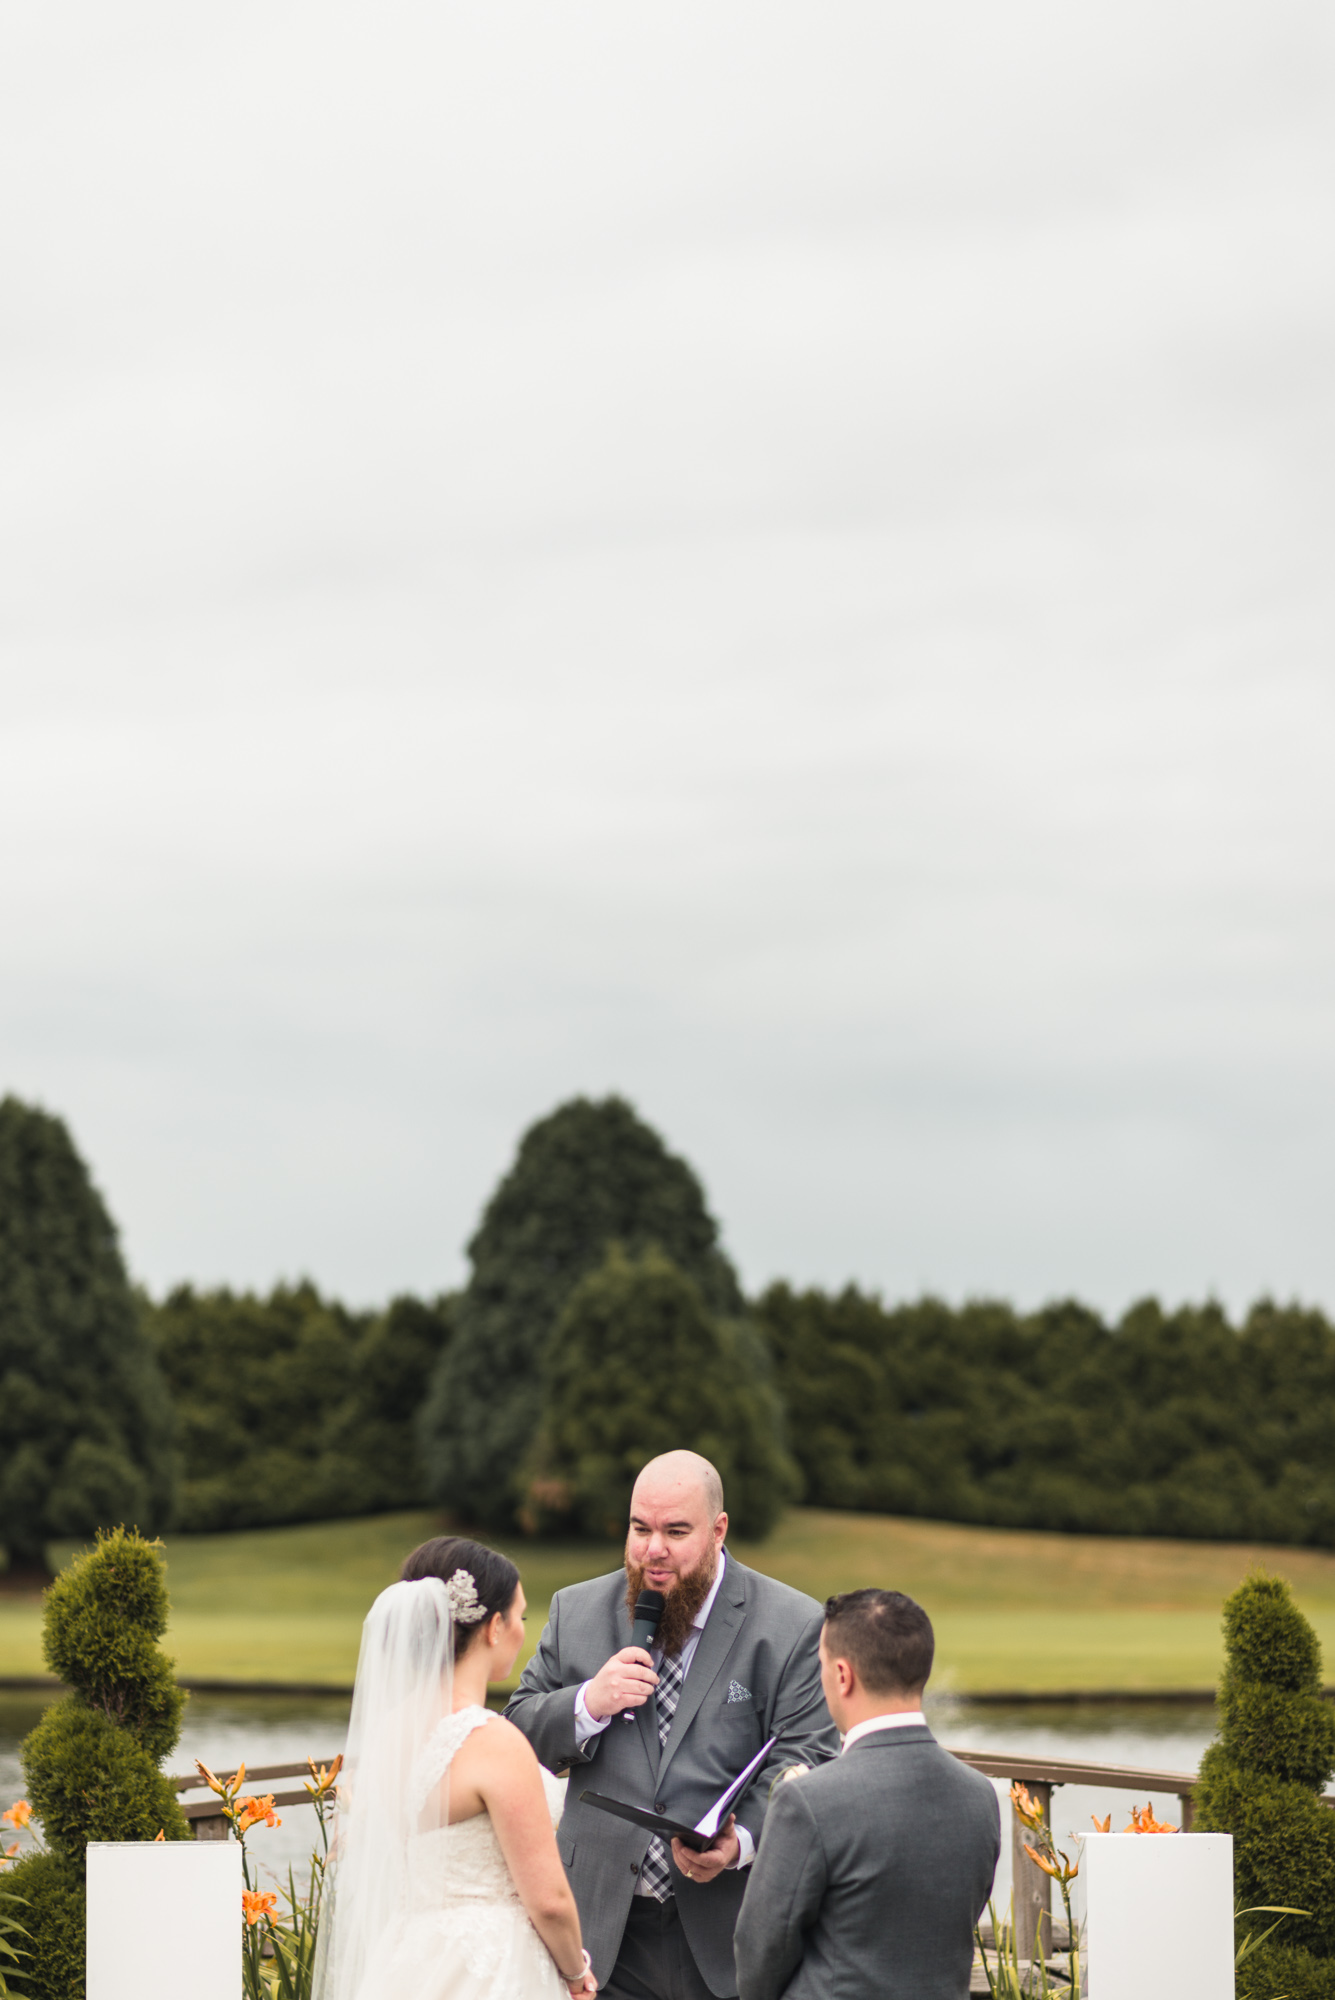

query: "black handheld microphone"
xmin=630 ymin=1589 xmax=664 ymax=1653
xmin=623 ymin=1589 xmax=664 ymax=1719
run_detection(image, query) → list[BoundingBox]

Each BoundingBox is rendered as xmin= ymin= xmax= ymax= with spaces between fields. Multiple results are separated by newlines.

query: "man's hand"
xmin=671 ymin=1815 xmax=739 ymax=1884
xmin=582 ymin=1646 xmax=658 ymax=1722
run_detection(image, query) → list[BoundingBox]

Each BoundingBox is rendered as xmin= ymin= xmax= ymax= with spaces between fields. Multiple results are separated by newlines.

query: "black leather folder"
xmin=581 ymin=1733 xmax=778 ymax=1853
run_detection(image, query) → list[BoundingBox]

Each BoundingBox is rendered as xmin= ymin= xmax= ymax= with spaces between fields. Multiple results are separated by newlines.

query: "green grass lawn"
xmin=5 ymin=1507 xmax=1335 ymax=1693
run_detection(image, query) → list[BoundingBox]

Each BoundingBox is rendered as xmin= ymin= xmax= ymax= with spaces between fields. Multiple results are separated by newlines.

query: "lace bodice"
xmin=406 ymin=1706 xmax=565 ymax=1915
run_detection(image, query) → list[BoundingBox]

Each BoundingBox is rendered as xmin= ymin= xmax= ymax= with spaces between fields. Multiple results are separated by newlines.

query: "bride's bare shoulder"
xmin=454 ymin=1712 xmax=538 ymax=1766
xmin=479 ymin=1714 xmax=542 ymax=1763
xmin=453 ymin=1713 xmax=549 ymax=1803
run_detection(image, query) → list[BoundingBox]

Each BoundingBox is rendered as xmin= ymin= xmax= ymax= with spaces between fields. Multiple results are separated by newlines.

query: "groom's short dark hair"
xmin=823 ymin=1589 xmax=934 ymax=1695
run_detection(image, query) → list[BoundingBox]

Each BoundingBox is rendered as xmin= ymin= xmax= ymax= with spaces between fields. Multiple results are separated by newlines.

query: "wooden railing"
xmin=170 ymin=1761 xmax=329 ymax=1840
xmin=170 ymin=1746 xmax=1334 ymax=1973
xmin=946 ymin=1747 xmax=1198 ymax=1966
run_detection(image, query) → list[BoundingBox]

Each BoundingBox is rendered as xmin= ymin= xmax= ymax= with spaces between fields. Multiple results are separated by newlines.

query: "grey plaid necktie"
xmin=638 ymin=1650 xmax=686 ymax=1902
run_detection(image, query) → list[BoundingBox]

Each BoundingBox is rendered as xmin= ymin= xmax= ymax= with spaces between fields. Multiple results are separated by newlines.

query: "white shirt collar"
xmin=841 ymin=1710 xmax=926 ymax=1752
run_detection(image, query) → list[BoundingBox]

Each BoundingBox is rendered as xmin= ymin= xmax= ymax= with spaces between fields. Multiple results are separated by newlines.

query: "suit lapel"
xmin=656 ymin=1555 xmax=746 ymax=1783
xmin=634 ymin=1682 xmax=659 ymax=1776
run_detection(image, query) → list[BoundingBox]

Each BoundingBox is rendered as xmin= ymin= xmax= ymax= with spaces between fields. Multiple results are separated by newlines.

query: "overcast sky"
xmin=3 ymin=3 xmax=1334 ymax=1318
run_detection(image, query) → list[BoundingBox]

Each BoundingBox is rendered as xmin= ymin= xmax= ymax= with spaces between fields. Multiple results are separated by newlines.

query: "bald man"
xmin=507 ymin=1452 xmax=839 ymax=2000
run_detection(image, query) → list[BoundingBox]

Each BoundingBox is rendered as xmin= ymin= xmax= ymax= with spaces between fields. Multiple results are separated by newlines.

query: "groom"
xmin=734 ymin=1589 xmax=1001 ymax=2000
xmin=506 ymin=1450 xmax=838 ymax=2000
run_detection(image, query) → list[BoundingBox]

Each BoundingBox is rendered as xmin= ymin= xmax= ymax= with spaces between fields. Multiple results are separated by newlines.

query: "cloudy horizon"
xmin=3 ymin=2 xmax=1334 ymax=1320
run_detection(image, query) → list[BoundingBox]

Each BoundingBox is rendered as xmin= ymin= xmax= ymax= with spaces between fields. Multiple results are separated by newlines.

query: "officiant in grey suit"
xmin=734 ymin=1589 xmax=1001 ymax=2000
xmin=506 ymin=1450 xmax=839 ymax=2000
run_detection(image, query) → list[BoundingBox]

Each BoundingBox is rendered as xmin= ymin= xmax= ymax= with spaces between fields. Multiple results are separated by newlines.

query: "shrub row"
xmin=8 ymin=1089 xmax=1335 ymax=1559
xmin=756 ymin=1286 xmax=1335 ymax=1546
xmin=143 ymin=1285 xmax=452 ymax=1533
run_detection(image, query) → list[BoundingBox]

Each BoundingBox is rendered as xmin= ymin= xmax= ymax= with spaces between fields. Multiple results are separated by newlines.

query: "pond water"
xmin=0 ymin=1691 xmax=1220 ymax=1899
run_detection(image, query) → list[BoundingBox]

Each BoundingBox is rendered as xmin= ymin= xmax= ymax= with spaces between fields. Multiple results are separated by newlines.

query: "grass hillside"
xmin=4 ymin=1508 xmax=1335 ymax=1693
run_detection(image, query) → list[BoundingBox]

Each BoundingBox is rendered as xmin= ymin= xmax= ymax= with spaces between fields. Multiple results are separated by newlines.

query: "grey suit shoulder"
xmin=735 ymin=1725 xmax=1001 ymax=2000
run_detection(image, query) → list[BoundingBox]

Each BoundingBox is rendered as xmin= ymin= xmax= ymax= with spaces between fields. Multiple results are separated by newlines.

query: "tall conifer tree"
xmin=0 ymin=1097 xmax=174 ymax=1568
xmin=419 ymin=1095 xmax=741 ymax=1529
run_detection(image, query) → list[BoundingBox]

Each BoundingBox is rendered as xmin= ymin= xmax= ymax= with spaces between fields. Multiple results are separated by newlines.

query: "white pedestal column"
xmin=1078 ymin=1831 xmax=1233 ymax=2000
xmin=87 ymin=1840 xmax=241 ymax=2000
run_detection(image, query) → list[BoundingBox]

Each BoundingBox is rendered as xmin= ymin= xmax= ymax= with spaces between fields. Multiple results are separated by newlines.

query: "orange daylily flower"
xmin=0 ymin=1802 xmax=32 ymax=1830
xmin=1024 ymin=1842 xmax=1078 ymax=1884
xmin=1010 ymin=1782 xmax=1045 ymax=1830
xmin=1091 ymin=1814 xmax=1112 ymax=1833
xmin=154 ymin=1830 xmax=166 ymax=1843
xmin=198 ymin=1760 xmax=245 ymax=1797
xmin=241 ymin=1891 xmax=277 ymax=1927
xmin=236 ymin=1795 xmax=281 ymax=1833
xmin=1124 ymin=1802 xmax=1176 ymax=1835
xmin=305 ymin=1754 xmax=344 ymax=1798
xmin=1 ymin=1843 xmax=19 ymax=1865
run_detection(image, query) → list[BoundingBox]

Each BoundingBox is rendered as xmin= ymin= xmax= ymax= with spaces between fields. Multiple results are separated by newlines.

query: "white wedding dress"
xmin=367 ymin=1705 xmax=569 ymax=2000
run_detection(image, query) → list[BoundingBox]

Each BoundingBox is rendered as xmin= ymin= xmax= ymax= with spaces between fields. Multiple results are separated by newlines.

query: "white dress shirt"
xmin=840 ymin=1709 xmax=927 ymax=1752
xmin=573 ymin=1554 xmax=755 ymax=1876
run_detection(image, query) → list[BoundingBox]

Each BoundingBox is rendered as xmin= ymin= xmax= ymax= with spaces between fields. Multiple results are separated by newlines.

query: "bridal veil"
xmin=312 ymin=1576 xmax=456 ymax=2000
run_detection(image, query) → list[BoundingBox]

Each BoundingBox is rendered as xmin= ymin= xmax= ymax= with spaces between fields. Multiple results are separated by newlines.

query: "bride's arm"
xmin=473 ymin=1719 xmax=595 ymax=1992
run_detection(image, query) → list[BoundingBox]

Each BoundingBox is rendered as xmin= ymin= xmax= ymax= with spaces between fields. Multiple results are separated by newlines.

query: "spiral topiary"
xmin=1195 ymin=1572 xmax=1335 ymax=1998
xmin=4 ymin=1528 xmax=190 ymax=1999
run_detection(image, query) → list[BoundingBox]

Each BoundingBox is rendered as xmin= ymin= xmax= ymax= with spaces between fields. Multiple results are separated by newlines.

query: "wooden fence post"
xmin=1012 ymin=1779 xmax=1052 ymax=1968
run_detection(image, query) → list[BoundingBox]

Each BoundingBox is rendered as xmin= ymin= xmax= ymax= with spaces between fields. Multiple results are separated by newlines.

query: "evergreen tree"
xmin=1195 ymin=1574 xmax=1335 ymax=1998
xmin=7 ymin=1528 xmax=190 ymax=2000
xmin=525 ymin=1245 xmax=797 ymax=1539
xmin=0 ymin=1098 xmax=174 ymax=1570
xmin=146 ymin=1283 xmax=452 ymax=1531
xmin=420 ymin=1096 xmax=741 ymax=1530
xmin=753 ymin=1284 xmax=1335 ymax=1546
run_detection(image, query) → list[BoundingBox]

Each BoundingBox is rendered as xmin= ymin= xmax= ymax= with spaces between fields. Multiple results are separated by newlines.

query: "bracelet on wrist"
xmin=561 ymin=1948 xmax=592 ymax=1986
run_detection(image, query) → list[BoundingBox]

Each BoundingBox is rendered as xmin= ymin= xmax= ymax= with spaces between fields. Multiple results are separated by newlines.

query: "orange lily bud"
xmin=1010 ymin=1782 xmax=1045 ymax=1830
xmin=1091 ymin=1814 xmax=1111 ymax=1833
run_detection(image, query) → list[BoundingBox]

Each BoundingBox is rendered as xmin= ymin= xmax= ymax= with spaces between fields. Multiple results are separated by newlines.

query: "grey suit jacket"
xmin=734 ymin=1724 xmax=1000 ymax=2000
xmin=505 ymin=1557 xmax=840 ymax=1998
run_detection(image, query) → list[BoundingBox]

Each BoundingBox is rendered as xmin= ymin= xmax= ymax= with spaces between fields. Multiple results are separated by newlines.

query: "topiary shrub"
xmin=1195 ymin=1572 xmax=1335 ymax=1996
xmin=5 ymin=1528 xmax=189 ymax=1999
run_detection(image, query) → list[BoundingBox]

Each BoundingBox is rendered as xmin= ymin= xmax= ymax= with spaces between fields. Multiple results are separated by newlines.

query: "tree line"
xmin=3 ymin=1089 xmax=1335 ymax=1569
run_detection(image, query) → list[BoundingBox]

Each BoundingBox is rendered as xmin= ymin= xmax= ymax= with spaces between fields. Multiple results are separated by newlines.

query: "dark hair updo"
xmin=401 ymin=1536 xmax=521 ymax=1649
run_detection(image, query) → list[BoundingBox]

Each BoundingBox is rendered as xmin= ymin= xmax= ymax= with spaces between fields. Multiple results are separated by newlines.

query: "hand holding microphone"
xmin=583 ymin=1590 xmax=663 ymax=1723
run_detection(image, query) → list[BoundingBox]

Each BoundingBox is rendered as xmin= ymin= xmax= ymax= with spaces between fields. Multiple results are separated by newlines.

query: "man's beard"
xmin=625 ymin=1549 xmax=718 ymax=1659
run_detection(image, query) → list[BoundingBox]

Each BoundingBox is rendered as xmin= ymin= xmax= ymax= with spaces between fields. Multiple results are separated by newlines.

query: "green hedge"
xmin=144 ymin=1285 xmax=453 ymax=1532
xmin=755 ymin=1286 xmax=1335 ymax=1544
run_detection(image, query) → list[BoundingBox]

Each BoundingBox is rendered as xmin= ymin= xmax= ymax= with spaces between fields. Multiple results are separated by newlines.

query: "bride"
xmin=312 ymin=1535 xmax=598 ymax=2000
